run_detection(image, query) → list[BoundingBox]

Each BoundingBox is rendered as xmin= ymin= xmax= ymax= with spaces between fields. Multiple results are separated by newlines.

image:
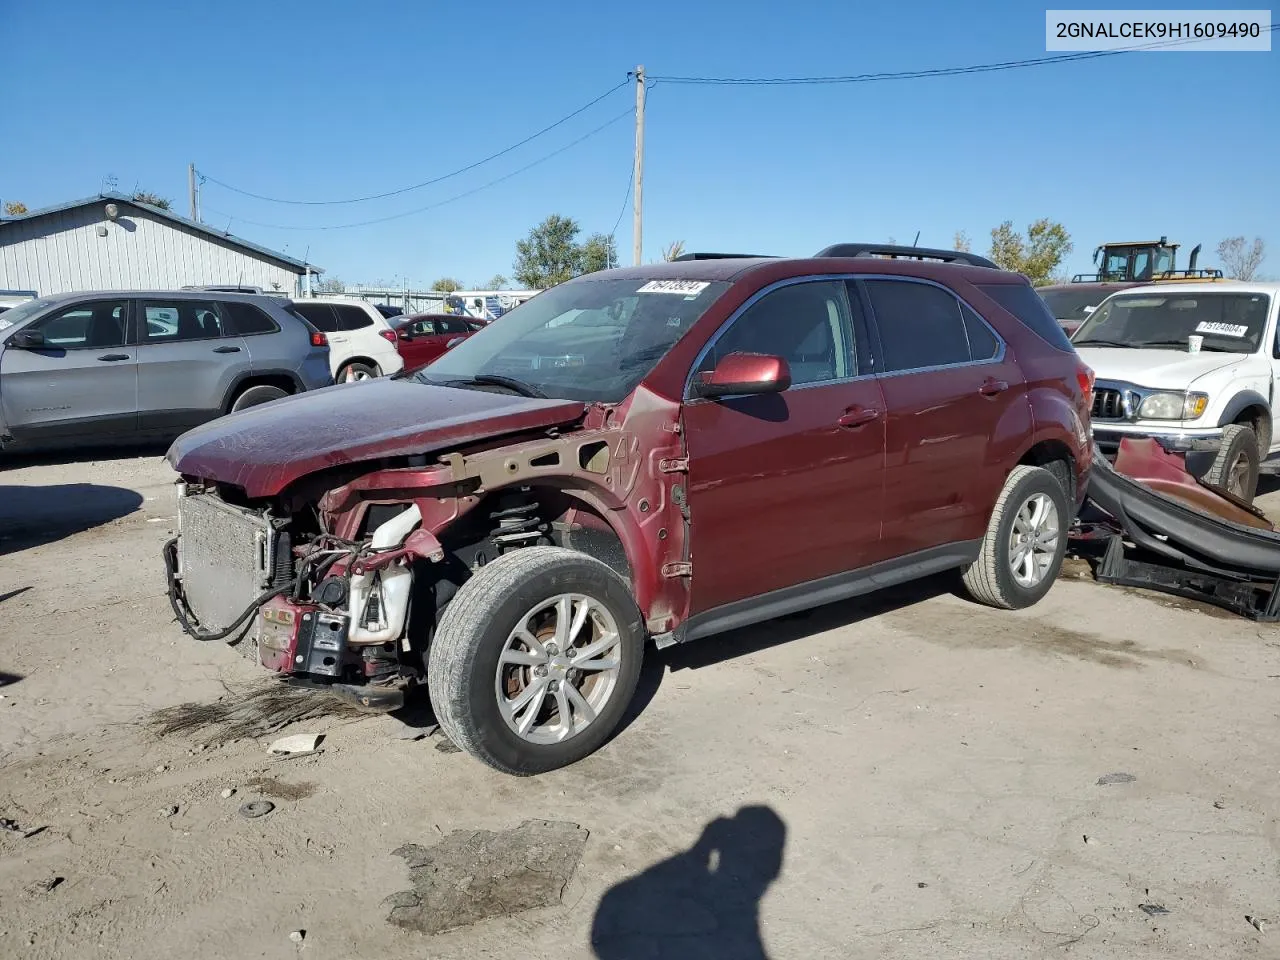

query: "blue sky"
xmin=3 ymin=0 xmax=1276 ymax=285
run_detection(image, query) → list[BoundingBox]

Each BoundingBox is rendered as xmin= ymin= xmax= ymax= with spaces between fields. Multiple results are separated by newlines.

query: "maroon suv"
xmin=164 ymin=244 xmax=1093 ymax=775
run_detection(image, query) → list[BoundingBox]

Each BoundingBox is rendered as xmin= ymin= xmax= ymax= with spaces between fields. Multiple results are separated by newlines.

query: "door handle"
xmin=213 ymin=345 xmax=242 ymax=353
xmin=97 ymin=353 xmax=130 ymax=361
xmin=979 ymin=378 xmax=1009 ymax=397
xmin=837 ymin=407 xmax=882 ymax=429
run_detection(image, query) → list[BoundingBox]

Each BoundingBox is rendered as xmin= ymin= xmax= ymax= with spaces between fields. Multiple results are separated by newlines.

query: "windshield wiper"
xmin=1074 ymin=339 xmax=1139 ymax=348
xmin=1137 ymin=339 xmax=1244 ymax=352
xmin=446 ymin=374 xmax=547 ymax=398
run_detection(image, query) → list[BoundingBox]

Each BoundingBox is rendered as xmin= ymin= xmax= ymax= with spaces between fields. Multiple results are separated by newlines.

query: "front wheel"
xmin=1203 ymin=423 xmax=1259 ymax=503
xmin=962 ymin=464 xmax=1069 ymax=610
xmin=427 ymin=547 xmax=645 ymax=775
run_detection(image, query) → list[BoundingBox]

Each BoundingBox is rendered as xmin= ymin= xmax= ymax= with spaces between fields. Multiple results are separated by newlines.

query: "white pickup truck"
xmin=1072 ymin=281 xmax=1280 ymax=502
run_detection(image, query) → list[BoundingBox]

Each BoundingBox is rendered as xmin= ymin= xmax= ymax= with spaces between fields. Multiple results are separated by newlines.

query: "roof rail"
xmin=671 ymin=252 xmax=776 ymax=261
xmin=815 ymin=243 xmax=999 ymax=270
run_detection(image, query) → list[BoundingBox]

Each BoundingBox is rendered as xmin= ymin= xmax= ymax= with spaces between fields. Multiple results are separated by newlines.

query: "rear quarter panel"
xmin=959 ymin=279 xmax=1092 ymax=498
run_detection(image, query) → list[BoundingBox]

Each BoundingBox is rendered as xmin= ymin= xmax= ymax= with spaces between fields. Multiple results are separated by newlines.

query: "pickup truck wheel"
xmin=229 ymin=384 xmax=288 ymax=412
xmin=427 ymin=546 xmax=645 ymax=775
xmin=1203 ymin=424 xmax=1259 ymax=503
xmin=962 ymin=465 xmax=1069 ymax=610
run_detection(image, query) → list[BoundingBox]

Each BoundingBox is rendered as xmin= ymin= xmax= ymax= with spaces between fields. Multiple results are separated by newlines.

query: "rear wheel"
xmin=427 ymin=547 xmax=644 ymax=775
xmin=229 ymin=384 xmax=288 ymax=412
xmin=340 ymin=361 xmax=378 ymax=383
xmin=962 ymin=465 xmax=1069 ymax=610
xmin=1204 ymin=423 xmax=1259 ymax=503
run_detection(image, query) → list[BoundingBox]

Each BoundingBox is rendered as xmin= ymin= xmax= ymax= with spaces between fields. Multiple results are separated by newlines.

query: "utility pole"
xmin=632 ymin=65 xmax=645 ymax=266
xmin=188 ymin=163 xmax=199 ymax=222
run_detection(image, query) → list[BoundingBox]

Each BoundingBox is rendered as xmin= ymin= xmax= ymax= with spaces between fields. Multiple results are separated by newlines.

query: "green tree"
xmin=431 ymin=277 xmax=463 ymax=293
xmin=1216 ymin=236 xmax=1266 ymax=281
xmin=988 ymin=219 xmax=1073 ymax=286
xmin=580 ymin=233 xmax=618 ymax=274
xmin=486 ymin=274 xmax=509 ymax=290
xmin=662 ymin=240 xmax=686 ymax=262
xmin=132 ymin=191 xmax=171 ymax=211
xmin=513 ymin=214 xmax=586 ymax=288
xmin=3 ymin=200 xmax=28 ymax=216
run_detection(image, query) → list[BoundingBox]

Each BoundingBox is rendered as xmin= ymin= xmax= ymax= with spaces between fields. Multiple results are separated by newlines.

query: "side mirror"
xmin=446 ymin=337 xmax=465 ymax=350
xmin=9 ymin=329 xmax=45 ymax=349
xmin=693 ymin=352 xmax=791 ymax=399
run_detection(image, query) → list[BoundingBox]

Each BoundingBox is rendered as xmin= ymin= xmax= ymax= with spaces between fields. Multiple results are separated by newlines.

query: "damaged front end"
xmin=163 ymin=488 xmax=446 ymax=709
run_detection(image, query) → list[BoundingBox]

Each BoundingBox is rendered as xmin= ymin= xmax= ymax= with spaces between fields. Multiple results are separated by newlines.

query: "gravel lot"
xmin=3 ymin=450 xmax=1280 ymax=959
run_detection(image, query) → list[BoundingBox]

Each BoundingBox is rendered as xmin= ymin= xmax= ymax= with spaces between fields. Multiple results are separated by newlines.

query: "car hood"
xmin=1074 ymin=346 xmax=1246 ymax=390
xmin=166 ymin=378 xmax=587 ymax=498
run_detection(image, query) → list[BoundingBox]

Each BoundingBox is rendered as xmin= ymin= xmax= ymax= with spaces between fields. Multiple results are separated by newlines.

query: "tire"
xmin=339 ymin=361 xmax=378 ymax=383
xmin=961 ymin=464 xmax=1070 ymax=610
xmin=1203 ymin=423 xmax=1259 ymax=503
xmin=229 ymin=384 xmax=288 ymax=412
xmin=427 ymin=546 xmax=645 ymax=775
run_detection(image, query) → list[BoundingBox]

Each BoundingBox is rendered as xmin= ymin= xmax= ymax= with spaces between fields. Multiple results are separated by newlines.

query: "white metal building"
xmin=0 ymin=193 xmax=322 ymax=297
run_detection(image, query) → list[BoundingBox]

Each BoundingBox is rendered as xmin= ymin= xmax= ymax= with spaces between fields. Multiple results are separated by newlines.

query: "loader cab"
xmin=1095 ymin=239 xmax=1179 ymax=282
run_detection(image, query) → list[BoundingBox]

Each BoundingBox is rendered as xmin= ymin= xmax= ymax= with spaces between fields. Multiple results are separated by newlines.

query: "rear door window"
xmin=222 ymin=301 xmax=279 ymax=336
xmin=977 ymin=283 xmax=1075 ymax=352
xmin=960 ymin=303 xmax=1000 ymax=360
xmin=863 ymin=280 xmax=971 ymax=372
xmin=440 ymin=317 xmax=470 ymax=335
xmin=140 ymin=300 xmax=224 ymax=342
xmin=292 ymin=302 xmax=340 ymax=333
xmin=336 ymin=305 xmax=374 ymax=331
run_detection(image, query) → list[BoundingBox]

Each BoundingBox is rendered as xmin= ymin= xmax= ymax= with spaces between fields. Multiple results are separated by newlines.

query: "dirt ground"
xmin=3 ymin=450 xmax=1280 ymax=960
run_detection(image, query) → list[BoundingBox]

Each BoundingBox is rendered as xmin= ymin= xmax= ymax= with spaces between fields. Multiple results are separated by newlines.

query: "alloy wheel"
xmin=494 ymin=594 xmax=622 ymax=745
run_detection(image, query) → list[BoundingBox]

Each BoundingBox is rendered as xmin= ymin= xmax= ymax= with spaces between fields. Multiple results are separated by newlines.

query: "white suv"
xmin=289 ymin=297 xmax=404 ymax=381
xmin=1073 ymin=281 xmax=1279 ymax=501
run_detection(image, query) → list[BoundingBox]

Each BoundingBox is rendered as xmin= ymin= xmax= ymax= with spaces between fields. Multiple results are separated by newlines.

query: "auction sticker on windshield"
xmin=1196 ymin=321 xmax=1250 ymax=337
xmin=637 ymin=280 xmax=710 ymax=298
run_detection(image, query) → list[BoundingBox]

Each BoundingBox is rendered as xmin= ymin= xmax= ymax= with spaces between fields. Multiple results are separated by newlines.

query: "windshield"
xmin=413 ymin=277 xmax=730 ymax=402
xmin=1039 ymin=288 xmax=1110 ymax=321
xmin=0 ymin=298 xmax=55 ymax=334
xmin=1073 ymin=292 xmax=1272 ymax=353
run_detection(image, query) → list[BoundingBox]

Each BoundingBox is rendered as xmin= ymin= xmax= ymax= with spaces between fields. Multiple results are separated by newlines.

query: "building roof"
xmin=0 ymin=193 xmax=323 ymax=275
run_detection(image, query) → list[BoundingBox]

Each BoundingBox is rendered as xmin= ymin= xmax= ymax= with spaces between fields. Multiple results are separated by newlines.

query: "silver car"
xmin=0 ymin=290 xmax=332 ymax=453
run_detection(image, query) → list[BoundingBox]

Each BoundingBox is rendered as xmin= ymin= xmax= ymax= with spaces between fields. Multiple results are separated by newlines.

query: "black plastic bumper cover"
xmin=1086 ymin=450 xmax=1280 ymax=581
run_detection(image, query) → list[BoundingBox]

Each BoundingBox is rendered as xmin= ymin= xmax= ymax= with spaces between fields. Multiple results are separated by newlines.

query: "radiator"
xmin=177 ymin=492 xmax=275 ymax=633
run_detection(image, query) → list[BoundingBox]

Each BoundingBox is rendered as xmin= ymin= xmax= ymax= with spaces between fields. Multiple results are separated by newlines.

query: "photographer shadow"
xmin=590 ymin=805 xmax=785 ymax=960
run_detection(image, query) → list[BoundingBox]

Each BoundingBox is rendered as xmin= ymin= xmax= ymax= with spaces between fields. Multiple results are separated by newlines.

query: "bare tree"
xmin=1217 ymin=236 xmax=1266 ymax=281
xmin=3 ymin=200 xmax=28 ymax=216
xmin=662 ymin=240 xmax=686 ymax=261
xmin=953 ymin=231 xmax=971 ymax=253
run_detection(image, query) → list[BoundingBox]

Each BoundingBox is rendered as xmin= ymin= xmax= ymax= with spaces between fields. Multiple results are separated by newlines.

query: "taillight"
xmin=379 ymin=329 xmax=398 ymax=344
xmin=311 ymin=332 xmax=328 ymax=348
xmin=1076 ymin=363 xmax=1094 ymax=404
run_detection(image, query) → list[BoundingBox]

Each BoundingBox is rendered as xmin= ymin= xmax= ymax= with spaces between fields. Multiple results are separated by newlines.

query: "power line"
xmin=609 ymin=165 xmax=634 ymax=241
xmin=203 ymin=107 xmax=634 ymax=232
xmin=651 ymin=28 xmax=1279 ymax=85
xmin=200 ymin=79 xmax=629 ymax=205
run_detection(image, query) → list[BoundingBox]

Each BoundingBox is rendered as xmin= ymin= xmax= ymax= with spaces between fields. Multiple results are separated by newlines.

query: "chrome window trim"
xmin=683 ymin=274 xmax=867 ymax=402
xmin=683 ymin=273 xmax=1009 ymax=400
